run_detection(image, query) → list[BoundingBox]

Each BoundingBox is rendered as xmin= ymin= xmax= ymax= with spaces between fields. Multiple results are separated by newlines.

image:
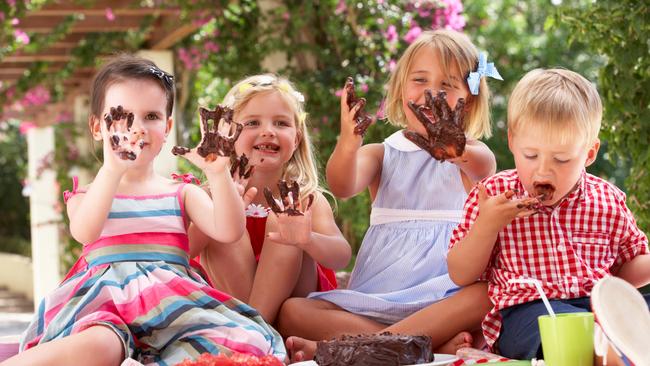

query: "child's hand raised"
xmin=101 ymin=105 xmax=145 ymax=172
xmin=476 ymin=183 xmax=539 ymax=230
xmin=340 ymin=78 xmax=373 ymax=143
xmin=172 ymin=106 xmax=242 ymax=175
xmin=230 ymin=153 xmax=257 ymax=207
xmin=263 ymin=180 xmax=315 ymax=248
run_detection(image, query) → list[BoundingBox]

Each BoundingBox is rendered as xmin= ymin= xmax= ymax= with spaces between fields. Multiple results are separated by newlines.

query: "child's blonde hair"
xmin=385 ymin=29 xmax=492 ymax=139
xmin=223 ymin=74 xmax=322 ymax=200
xmin=508 ymin=68 xmax=602 ymax=146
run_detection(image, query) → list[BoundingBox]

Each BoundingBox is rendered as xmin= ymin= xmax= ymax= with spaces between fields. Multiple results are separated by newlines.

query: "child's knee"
xmin=277 ymin=297 xmax=306 ymax=333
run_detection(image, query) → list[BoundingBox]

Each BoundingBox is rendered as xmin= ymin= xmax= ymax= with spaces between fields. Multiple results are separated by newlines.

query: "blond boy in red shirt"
xmin=447 ymin=68 xmax=650 ymax=362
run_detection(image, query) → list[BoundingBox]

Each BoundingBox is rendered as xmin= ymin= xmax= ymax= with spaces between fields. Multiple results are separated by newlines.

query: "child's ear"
xmin=585 ymin=139 xmax=601 ymax=167
xmin=165 ymin=116 xmax=173 ymax=136
xmin=89 ymin=116 xmax=102 ymax=141
xmin=507 ymin=129 xmax=514 ymax=152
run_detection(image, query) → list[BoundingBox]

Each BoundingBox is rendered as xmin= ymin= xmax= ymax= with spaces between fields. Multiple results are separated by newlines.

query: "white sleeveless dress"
xmin=308 ymin=130 xmax=468 ymax=324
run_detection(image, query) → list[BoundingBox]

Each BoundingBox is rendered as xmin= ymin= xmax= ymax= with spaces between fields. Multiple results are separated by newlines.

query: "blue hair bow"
xmin=466 ymin=53 xmax=503 ymax=95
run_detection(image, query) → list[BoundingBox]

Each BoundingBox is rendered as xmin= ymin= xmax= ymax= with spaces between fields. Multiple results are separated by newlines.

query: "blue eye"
xmin=243 ymin=120 xmax=259 ymax=127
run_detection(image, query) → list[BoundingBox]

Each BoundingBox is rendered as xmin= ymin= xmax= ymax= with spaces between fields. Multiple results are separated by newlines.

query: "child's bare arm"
xmin=450 ymin=139 xmax=496 ymax=183
xmin=67 ymin=167 xmax=123 ymax=245
xmin=184 ymin=169 xmax=245 ymax=245
xmin=615 ymin=254 xmax=650 ymax=288
xmin=268 ymin=193 xmax=352 ymax=270
xmin=326 ymin=80 xmax=383 ymax=199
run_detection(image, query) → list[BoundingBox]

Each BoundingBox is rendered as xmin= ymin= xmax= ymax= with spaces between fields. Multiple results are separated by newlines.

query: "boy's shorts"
xmin=497 ymin=295 xmax=650 ymax=360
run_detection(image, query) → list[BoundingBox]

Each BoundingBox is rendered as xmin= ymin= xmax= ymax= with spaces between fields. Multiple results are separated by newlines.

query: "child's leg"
xmin=383 ymin=281 xmax=492 ymax=353
xmin=278 ymin=297 xmax=385 ymax=340
xmin=1 ymin=326 xmax=124 ymax=366
xmin=201 ymin=232 xmax=256 ymax=302
xmin=498 ymin=298 xmax=592 ymax=360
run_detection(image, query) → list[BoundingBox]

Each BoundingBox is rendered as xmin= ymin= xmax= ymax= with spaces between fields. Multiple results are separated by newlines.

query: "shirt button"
xmin=557 ymin=244 xmax=565 ymax=251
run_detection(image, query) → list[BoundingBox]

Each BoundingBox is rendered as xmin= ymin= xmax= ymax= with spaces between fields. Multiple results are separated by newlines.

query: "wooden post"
xmin=27 ymin=126 xmax=60 ymax=307
xmin=137 ymin=50 xmax=178 ymax=177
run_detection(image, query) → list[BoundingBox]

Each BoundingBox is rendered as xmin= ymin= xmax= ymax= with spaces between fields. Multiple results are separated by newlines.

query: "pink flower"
xmin=20 ymin=85 xmax=50 ymax=106
xmin=8 ymin=0 xmax=16 ymax=7
xmin=204 ymin=41 xmax=219 ymax=53
xmin=105 ymin=8 xmax=115 ymax=21
xmin=335 ymin=89 xmax=343 ymax=97
xmin=403 ymin=25 xmax=422 ymax=44
xmin=0 ymin=12 xmax=5 ymax=22
xmin=384 ymin=25 xmax=398 ymax=43
xmin=11 ymin=18 xmax=19 ymax=26
xmin=360 ymin=83 xmax=369 ymax=93
xmin=283 ymin=12 xmax=290 ymax=20
xmin=388 ymin=59 xmax=397 ymax=72
xmin=19 ymin=122 xmax=36 ymax=135
xmin=14 ymin=29 xmax=29 ymax=44
xmin=335 ymin=0 xmax=346 ymax=15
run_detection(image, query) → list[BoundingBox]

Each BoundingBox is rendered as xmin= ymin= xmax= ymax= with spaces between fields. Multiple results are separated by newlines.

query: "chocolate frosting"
xmin=315 ymin=332 xmax=434 ymax=366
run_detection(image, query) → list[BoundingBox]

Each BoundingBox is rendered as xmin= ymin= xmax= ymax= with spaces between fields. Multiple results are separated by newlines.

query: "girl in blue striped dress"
xmin=280 ymin=30 xmax=501 ymax=361
xmin=6 ymin=55 xmax=285 ymax=366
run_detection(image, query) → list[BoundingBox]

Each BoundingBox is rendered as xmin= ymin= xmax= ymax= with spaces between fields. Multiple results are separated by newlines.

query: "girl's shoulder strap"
xmin=63 ymin=176 xmax=87 ymax=204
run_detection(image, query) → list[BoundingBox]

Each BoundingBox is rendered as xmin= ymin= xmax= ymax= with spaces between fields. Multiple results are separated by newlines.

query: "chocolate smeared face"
xmin=345 ymin=77 xmax=373 ymax=136
xmin=172 ymin=105 xmax=242 ymax=161
xmin=403 ymin=89 xmax=466 ymax=161
xmin=263 ymin=180 xmax=314 ymax=216
xmin=533 ymin=182 xmax=555 ymax=202
xmin=104 ymin=105 xmax=144 ymax=161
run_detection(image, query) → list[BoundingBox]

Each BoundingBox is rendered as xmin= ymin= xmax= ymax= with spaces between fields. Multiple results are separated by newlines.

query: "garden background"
xmin=1 ymin=0 xmax=648 ymax=274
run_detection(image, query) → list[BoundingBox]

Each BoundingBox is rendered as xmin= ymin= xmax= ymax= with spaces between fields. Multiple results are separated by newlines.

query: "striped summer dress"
xmin=20 ymin=179 xmax=286 ymax=365
xmin=308 ymin=130 xmax=467 ymax=324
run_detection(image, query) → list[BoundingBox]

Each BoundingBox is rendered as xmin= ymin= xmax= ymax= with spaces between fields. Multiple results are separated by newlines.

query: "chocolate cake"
xmin=314 ymin=332 xmax=434 ymax=366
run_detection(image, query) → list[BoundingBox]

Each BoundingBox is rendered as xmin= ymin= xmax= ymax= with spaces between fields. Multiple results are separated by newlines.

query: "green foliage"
xmin=0 ymin=121 xmax=30 ymax=256
xmin=557 ymin=1 xmax=650 ymax=232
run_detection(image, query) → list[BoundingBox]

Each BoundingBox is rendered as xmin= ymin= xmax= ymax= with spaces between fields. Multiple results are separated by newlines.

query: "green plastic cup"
xmin=538 ymin=312 xmax=594 ymax=366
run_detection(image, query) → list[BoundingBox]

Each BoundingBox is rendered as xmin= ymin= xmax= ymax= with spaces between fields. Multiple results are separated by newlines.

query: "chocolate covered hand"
xmin=172 ymin=106 xmax=242 ymax=162
xmin=104 ymin=105 xmax=144 ymax=161
xmin=263 ymin=180 xmax=314 ymax=216
xmin=404 ymin=89 xmax=466 ymax=161
xmin=344 ymin=77 xmax=374 ymax=136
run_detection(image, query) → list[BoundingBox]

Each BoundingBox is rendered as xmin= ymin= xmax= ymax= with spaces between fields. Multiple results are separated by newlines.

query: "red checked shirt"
xmin=449 ymin=169 xmax=649 ymax=348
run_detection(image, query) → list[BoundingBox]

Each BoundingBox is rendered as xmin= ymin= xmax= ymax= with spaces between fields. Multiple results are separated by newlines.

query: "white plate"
xmin=406 ymin=353 xmax=459 ymax=366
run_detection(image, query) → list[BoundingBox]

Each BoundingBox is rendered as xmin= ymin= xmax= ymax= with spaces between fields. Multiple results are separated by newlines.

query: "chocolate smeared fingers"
xmin=172 ymin=105 xmax=242 ymax=161
xmin=345 ymin=77 xmax=374 ymax=136
xmin=404 ymin=89 xmax=467 ymax=161
xmin=230 ymin=153 xmax=254 ymax=179
xmin=103 ymin=105 xmax=143 ymax=161
xmin=263 ymin=180 xmax=314 ymax=216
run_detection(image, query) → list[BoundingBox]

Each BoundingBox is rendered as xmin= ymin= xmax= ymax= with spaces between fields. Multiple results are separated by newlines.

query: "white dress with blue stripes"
xmin=308 ymin=130 xmax=468 ymax=324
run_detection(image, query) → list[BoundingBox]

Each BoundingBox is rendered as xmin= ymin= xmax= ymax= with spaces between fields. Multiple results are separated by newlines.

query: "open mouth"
xmin=253 ymin=143 xmax=280 ymax=153
xmin=533 ymin=182 xmax=556 ymax=201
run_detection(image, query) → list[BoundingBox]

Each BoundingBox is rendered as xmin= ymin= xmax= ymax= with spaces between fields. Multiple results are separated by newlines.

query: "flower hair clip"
xmin=278 ymin=82 xmax=305 ymax=103
xmin=466 ymin=52 xmax=503 ymax=95
xmin=148 ymin=67 xmax=174 ymax=88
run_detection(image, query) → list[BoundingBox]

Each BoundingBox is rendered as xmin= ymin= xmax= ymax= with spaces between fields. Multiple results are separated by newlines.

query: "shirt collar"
xmin=384 ymin=130 xmax=422 ymax=152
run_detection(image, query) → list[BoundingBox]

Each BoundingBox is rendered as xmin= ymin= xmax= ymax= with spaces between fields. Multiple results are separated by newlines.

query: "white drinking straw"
xmin=509 ymin=278 xmax=556 ymax=318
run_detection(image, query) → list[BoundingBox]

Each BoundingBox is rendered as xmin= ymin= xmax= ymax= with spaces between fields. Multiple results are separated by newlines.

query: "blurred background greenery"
xmin=1 ymin=1 xmax=648 ymax=272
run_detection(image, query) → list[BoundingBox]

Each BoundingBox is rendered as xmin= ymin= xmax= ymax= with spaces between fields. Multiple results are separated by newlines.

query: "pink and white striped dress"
xmin=20 ymin=178 xmax=286 ymax=365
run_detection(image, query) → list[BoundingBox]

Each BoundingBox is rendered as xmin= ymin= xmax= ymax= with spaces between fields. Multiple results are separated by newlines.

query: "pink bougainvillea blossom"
xmin=14 ymin=29 xmax=30 ymax=44
xmin=360 ymin=83 xmax=369 ymax=93
xmin=11 ymin=18 xmax=19 ymax=25
xmin=432 ymin=0 xmax=466 ymax=31
xmin=105 ymin=8 xmax=115 ymax=21
xmin=20 ymin=86 xmax=50 ymax=107
xmin=204 ymin=41 xmax=219 ymax=53
xmin=384 ymin=25 xmax=398 ymax=43
xmin=335 ymin=0 xmax=346 ymax=15
xmin=403 ymin=25 xmax=422 ymax=44
xmin=19 ymin=121 xmax=36 ymax=135
xmin=388 ymin=59 xmax=397 ymax=72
